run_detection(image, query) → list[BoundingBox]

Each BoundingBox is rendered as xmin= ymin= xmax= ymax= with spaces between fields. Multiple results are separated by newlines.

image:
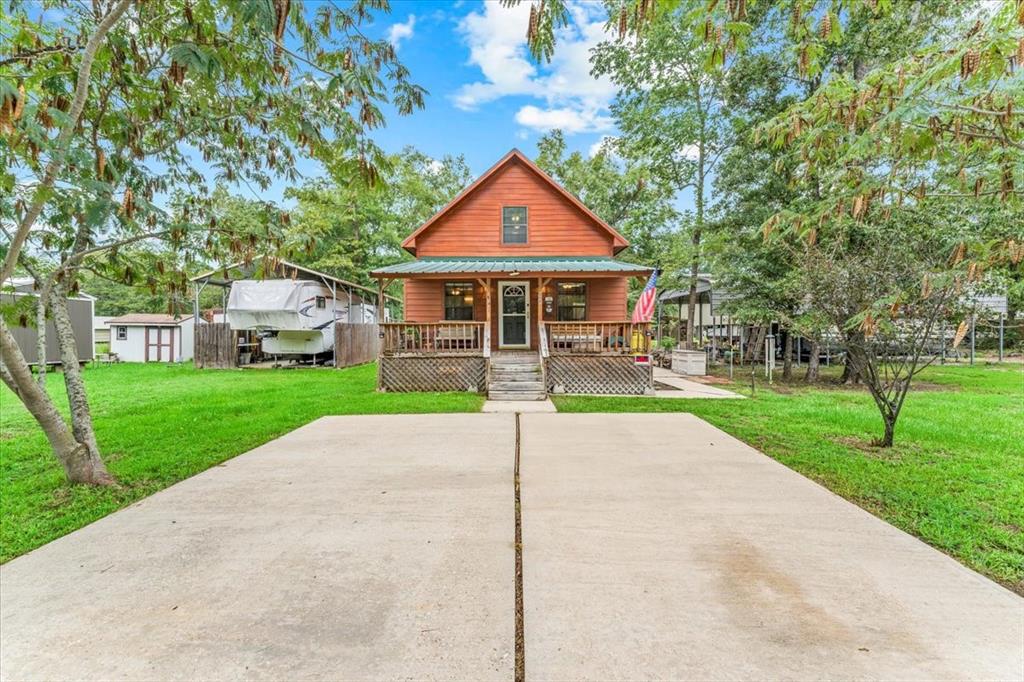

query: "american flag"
xmin=631 ymin=269 xmax=660 ymax=323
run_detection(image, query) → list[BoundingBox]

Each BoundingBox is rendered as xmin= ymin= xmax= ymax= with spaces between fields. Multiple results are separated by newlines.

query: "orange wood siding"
xmin=538 ymin=278 xmax=628 ymax=321
xmin=413 ymin=160 xmax=615 ymax=257
xmin=403 ymin=276 xmax=633 ymax=351
xmin=403 ymin=279 xmax=443 ymax=322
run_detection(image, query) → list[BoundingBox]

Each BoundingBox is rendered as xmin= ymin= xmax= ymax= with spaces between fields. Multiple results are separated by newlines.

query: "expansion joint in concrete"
xmin=514 ymin=412 xmax=525 ymax=682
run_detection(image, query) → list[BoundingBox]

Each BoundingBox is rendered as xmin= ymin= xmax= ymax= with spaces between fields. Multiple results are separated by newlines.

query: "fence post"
xmin=998 ymin=314 xmax=1004 ymax=363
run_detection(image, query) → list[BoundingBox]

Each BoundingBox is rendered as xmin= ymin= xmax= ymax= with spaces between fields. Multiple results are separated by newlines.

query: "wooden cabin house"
xmin=371 ymin=149 xmax=655 ymax=399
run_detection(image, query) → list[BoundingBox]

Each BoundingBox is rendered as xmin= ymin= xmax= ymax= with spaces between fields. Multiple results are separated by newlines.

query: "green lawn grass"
xmin=4 ymin=359 xmax=1021 ymax=595
xmin=0 ymin=362 xmax=482 ymax=563
xmin=553 ymin=361 xmax=1024 ymax=594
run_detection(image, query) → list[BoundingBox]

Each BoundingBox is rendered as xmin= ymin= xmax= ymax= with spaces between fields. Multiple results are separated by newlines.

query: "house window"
xmin=116 ymin=326 xmax=128 ymax=340
xmin=556 ymin=282 xmax=587 ymax=321
xmin=444 ymin=282 xmax=475 ymax=320
xmin=316 ymin=296 xmax=326 ymax=309
xmin=502 ymin=206 xmax=528 ymax=244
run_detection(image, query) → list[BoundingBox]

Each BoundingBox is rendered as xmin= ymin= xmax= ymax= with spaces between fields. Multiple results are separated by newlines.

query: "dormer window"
xmin=502 ymin=206 xmax=528 ymax=244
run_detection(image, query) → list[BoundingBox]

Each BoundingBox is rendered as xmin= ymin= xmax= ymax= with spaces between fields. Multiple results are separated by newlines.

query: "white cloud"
xmin=516 ymin=105 xmax=612 ymax=134
xmin=588 ymin=135 xmax=618 ymax=158
xmin=388 ymin=15 xmax=416 ymax=49
xmin=453 ymin=1 xmax=616 ymax=135
xmin=679 ymin=144 xmax=700 ymax=161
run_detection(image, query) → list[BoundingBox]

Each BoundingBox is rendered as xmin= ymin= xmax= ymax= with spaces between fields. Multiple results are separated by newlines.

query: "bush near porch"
xmin=0 ymin=363 xmax=483 ymax=563
xmin=553 ymin=361 xmax=1024 ymax=595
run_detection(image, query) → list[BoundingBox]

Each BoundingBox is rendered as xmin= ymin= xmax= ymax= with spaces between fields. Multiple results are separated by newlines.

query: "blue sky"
xmin=281 ymin=0 xmax=621 ymax=203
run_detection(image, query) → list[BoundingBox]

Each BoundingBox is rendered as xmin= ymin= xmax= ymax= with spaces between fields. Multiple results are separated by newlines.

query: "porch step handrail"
xmin=543 ymin=321 xmax=652 ymax=355
xmin=380 ymin=321 xmax=486 ymax=356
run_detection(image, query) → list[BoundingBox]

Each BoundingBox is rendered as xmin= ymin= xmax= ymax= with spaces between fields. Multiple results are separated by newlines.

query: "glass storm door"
xmin=499 ymin=282 xmax=530 ymax=348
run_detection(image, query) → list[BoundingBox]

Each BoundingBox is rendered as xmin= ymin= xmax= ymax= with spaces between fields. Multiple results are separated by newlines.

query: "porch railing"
xmin=380 ymin=322 xmax=486 ymax=356
xmin=543 ymin=321 xmax=652 ymax=355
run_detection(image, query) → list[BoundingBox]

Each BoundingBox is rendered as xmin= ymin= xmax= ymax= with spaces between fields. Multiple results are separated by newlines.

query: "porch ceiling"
xmin=371 ymin=256 xmax=653 ymax=278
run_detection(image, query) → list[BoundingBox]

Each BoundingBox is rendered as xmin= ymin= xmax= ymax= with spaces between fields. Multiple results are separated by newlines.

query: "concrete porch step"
xmin=488 ymin=391 xmax=548 ymax=401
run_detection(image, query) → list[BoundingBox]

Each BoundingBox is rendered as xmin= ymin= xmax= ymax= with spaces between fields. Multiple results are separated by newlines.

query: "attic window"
xmin=502 ymin=206 xmax=528 ymax=244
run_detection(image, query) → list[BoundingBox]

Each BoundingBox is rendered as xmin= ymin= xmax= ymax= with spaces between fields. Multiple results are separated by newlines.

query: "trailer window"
xmin=116 ymin=326 xmax=127 ymax=340
xmin=444 ymin=282 xmax=475 ymax=321
xmin=316 ymin=296 xmax=326 ymax=309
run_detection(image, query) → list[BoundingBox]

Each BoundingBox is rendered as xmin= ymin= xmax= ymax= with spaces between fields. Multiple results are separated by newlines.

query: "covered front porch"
xmin=370 ymin=258 xmax=656 ymax=396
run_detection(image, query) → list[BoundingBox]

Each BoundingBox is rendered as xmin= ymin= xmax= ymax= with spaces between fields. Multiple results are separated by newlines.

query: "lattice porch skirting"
xmin=379 ymin=355 xmax=487 ymax=393
xmin=545 ymin=355 xmax=653 ymax=395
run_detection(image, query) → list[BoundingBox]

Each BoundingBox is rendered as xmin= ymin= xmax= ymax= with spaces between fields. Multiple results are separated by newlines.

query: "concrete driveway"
xmin=2 ymin=412 xmax=1022 ymax=680
xmin=520 ymin=413 xmax=1023 ymax=680
xmin=0 ymin=415 xmax=515 ymax=681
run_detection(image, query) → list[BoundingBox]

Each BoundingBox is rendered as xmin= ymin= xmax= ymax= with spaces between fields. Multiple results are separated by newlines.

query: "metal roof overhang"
xmin=371 ymin=257 xmax=654 ymax=279
xmin=190 ymin=257 xmax=399 ymax=302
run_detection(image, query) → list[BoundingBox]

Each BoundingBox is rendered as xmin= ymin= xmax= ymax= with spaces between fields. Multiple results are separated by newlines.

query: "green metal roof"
xmin=372 ymin=256 xmax=652 ymax=276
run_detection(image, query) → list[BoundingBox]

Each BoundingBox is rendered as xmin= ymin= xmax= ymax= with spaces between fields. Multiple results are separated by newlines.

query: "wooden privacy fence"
xmin=334 ymin=323 xmax=379 ymax=368
xmin=194 ymin=322 xmax=237 ymax=369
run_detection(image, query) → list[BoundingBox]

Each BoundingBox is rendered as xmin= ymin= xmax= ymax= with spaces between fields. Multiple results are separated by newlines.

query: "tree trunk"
xmin=879 ymin=415 xmax=896 ymax=448
xmin=805 ymin=340 xmax=820 ymax=382
xmin=0 ymin=318 xmax=109 ymax=484
xmin=35 ymin=295 xmax=47 ymax=387
xmin=782 ymin=332 xmax=794 ymax=380
xmin=839 ymin=354 xmax=860 ymax=384
xmin=686 ymin=127 xmax=707 ymax=350
xmin=50 ymin=285 xmax=111 ymax=483
xmin=684 ymin=265 xmax=698 ymax=350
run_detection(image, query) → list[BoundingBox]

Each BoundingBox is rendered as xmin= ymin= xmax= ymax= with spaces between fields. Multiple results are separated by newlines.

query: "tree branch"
xmin=0 ymin=0 xmax=133 ymax=287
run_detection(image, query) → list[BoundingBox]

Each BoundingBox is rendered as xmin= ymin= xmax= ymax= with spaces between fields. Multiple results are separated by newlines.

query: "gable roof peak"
xmin=400 ymin=149 xmax=629 ymax=255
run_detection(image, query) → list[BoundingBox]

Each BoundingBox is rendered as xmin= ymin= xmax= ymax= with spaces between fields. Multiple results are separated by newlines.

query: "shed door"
xmin=145 ymin=326 xmax=174 ymax=362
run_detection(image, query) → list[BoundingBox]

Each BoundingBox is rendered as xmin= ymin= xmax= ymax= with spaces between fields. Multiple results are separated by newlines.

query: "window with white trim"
xmin=502 ymin=206 xmax=528 ymax=244
xmin=116 ymin=326 xmax=128 ymax=340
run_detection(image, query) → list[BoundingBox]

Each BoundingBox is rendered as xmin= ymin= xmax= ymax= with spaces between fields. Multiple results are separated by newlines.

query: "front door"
xmin=499 ymin=281 xmax=530 ymax=348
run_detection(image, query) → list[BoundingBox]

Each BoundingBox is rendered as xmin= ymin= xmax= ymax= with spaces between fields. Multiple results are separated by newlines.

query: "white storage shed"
xmin=106 ymin=314 xmax=197 ymax=363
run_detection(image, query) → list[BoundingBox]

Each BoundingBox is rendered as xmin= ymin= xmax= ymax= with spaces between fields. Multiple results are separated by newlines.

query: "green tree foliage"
xmin=285 ymin=148 xmax=473 ymax=286
xmin=511 ymin=0 xmax=1022 ymax=445
xmin=533 ymin=131 xmax=679 ymax=271
xmin=592 ymin=8 xmax=736 ymax=347
xmin=0 ymin=0 xmax=425 ymax=484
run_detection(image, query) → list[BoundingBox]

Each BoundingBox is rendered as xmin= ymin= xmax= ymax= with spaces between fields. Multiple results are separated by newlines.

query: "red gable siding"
xmin=411 ymin=159 xmax=616 ymax=257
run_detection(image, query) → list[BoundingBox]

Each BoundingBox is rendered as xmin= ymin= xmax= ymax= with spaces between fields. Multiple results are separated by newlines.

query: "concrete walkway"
xmin=482 ymin=398 xmax=557 ymax=412
xmin=652 ymin=366 xmax=744 ymax=398
xmin=0 ymin=415 xmax=515 ymax=681
xmin=520 ymin=413 xmax=1023 ymax=680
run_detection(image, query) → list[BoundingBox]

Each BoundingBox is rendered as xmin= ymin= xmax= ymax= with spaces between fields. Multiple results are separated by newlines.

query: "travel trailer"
xmin=226 ymin=279 xmax=374 ymax=357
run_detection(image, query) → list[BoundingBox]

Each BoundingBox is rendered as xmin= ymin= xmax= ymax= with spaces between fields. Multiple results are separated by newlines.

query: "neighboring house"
xmin=1 ymin=277 xmax=95 ymax=365
xmin=107 ymin=314 xmax=197 ymax=363
xmin=371 ymin=149 xmax=655 ymax=397
xmin=94 ymin=316 xmax=113 ymax=345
